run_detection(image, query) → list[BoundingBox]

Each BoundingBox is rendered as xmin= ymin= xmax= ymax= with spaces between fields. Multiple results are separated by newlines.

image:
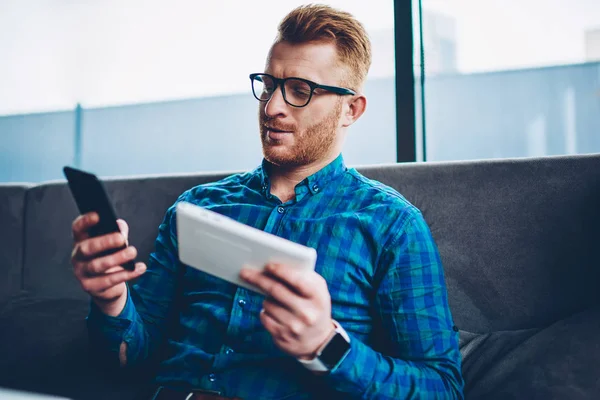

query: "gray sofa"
xmin=1 ymin=154 xmax=599 ymax=399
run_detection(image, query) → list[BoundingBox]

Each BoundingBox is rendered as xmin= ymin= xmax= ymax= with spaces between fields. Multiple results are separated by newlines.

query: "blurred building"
xmin=585 ymin=28 xmax=600 ymax=61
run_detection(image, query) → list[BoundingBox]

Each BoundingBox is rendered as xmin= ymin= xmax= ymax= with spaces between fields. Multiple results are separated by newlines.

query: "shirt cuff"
xmin=86 ymin=288 xmax=136 ymax=353
xmin=325 ymin=333 xmax=376 ymax=394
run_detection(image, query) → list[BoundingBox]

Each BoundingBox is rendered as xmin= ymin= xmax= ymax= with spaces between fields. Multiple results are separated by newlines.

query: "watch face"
xmin=320 ymin=333 xmax=351 ymax=369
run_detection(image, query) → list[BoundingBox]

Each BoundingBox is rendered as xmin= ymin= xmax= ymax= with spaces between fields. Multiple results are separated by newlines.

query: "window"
xmin=414 ymin=0 xmax=600 ymax=161
xmin=0 ymin=1 xmax=396 ymax=182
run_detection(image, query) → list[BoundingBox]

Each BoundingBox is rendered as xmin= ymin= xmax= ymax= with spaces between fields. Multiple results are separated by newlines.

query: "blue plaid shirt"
xmin=87 ymin=154 xmax=464 ymax=399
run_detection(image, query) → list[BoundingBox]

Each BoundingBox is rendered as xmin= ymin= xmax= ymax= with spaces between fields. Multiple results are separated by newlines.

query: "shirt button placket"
xmin=277 ymin=206 xmax=285 ymax=214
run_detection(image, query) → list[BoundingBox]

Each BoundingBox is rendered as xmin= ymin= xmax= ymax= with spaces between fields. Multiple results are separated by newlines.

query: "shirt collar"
xmin=259 ymin=153 xmax=347 ymax=197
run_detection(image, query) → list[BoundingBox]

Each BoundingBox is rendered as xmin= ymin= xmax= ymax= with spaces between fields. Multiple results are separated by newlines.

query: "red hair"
xmin=275 ymin=4 xmax=372 ymax=89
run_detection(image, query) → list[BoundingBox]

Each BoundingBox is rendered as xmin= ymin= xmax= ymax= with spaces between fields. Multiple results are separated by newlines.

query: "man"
xmin=71 ymin=5 xmax=464 ymax=399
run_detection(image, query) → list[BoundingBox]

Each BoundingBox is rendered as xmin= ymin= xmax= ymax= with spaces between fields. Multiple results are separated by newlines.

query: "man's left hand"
xmin=240 ymin=263 xmax=335 ymax=359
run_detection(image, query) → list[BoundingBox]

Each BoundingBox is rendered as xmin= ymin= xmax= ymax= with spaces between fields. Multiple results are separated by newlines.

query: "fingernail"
xmin=137 ymin=264 xmax=146 ymax=272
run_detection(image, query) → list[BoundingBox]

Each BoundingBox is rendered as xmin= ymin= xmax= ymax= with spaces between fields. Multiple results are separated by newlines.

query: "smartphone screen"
xmin=63 ymin=166 xmax=135 ymax=271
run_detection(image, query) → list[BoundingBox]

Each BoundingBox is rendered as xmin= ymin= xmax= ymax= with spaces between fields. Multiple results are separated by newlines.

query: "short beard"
xmin=259 ymin=99 xmax=342 ymax=168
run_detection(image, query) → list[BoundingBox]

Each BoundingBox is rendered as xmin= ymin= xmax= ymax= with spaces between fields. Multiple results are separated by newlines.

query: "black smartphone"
xmin=63 ymin=166 xmax=136 ymax=271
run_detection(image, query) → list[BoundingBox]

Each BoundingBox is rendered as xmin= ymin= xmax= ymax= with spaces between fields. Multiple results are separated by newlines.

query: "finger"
xmin=263 ymin=263 xmax=316 ymax=298
xmin=262 ymin=298 xmax=304 ymax=338
xmin=105 ymin=265 xmax=125 ymax=274
xmin=72 ymin=212 xmax=100 ymax=242
xmin=84 ymin=246 xmax=138 ymax=276
xmin=240 ymin=268 xmax=301 ymax=307
xmin=116 ymin=219 xmax=129 ymax=243
xmin=81 ymin=263 xmax=146 ymax=294
xmin=72 ymin=255 xmax=125 ymax=280
xmin=77 ymin=231 xmax=128 ymax=260
xmin=260 ymin=307 xmax=287 ymax=342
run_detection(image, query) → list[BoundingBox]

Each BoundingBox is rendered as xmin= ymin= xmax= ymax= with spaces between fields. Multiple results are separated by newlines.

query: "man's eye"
xmin=292 ymin=87 xmax=310 ymax=96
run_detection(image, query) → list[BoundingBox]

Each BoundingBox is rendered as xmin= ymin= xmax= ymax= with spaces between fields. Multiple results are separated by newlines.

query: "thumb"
xmin=116 ymin=219 xmax=129 ymax=244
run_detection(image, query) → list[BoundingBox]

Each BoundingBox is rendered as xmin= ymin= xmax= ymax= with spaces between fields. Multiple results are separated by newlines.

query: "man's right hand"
xmin=71 ymin=212 xmax=147 ymax=317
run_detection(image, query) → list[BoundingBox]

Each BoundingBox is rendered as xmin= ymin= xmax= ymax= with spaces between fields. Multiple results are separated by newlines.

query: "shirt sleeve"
xmin=325 ymin=213 xmax=464 ymax=399
xmin=86 ymin=201 xmax=182 ymax=370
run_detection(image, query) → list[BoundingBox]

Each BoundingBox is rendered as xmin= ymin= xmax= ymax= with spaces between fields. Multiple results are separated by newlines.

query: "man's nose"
xmin=264 ymin=85 xmax=288 ymax=118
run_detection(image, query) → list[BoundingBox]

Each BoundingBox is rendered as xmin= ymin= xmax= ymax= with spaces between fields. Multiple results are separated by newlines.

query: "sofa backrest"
xmin=0 ymin=183 xmax=31 ymax=305
xmin=21 ymin=172 xmax=232 ymax=300
xmin=16 ymin=153 xmax=600 ymax=334
xmin=360 ymin=154 xmax=600 ymax=333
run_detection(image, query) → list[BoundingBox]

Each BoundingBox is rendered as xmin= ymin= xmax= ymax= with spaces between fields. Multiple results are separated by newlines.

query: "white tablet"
xmin=176 ymin=201 xmax=317 ymax=294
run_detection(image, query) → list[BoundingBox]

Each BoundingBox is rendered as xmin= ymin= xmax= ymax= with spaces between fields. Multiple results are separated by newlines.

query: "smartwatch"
xmin=297 ymin=320 xmax=351 ymax=372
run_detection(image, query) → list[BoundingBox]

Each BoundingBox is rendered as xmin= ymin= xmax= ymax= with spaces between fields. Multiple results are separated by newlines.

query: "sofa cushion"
xmin=463 ymin=304 xmax=600 ymax=399
xmin=358 ymin=154 xmax=600 ymax=332
xmin=0 ymin=292 xmax=152 ymax=400
xmin=0 ymin=184 xmax=30 ymax=305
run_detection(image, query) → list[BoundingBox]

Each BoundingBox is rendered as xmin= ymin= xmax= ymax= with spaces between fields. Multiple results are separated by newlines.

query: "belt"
xmin=151 ymin=386 xmax=243 ymax=400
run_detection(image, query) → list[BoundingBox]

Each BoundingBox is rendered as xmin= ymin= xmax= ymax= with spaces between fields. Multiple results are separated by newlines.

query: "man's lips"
xmin=265 ymin=125 xmax=292 ymax=133
xmin=264 ymin=125 xmax=293 ymax=141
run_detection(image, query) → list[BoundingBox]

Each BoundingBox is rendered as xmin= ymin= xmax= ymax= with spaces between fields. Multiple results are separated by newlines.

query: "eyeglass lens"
xmin=252 ymin=75 xmax=312 ymax=107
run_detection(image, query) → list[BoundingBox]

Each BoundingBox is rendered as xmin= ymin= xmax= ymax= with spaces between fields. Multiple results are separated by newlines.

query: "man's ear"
xmin=341 ymin=94 xmax=367 ymax=128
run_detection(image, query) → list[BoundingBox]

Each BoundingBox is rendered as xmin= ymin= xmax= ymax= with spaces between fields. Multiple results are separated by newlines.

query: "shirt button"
xmin=225 ymin=348 xmax=234 ymax=355
xmin=238 ymin=299 xmax=246 ymax=308
xmin=262 ymin=184 xmax=268 ymax=191
xmin=312 ymin=184 xmax=320 ymax=192
xmin=208 ymin=373 xmax=217 ymax=382
xmin=277 ymin=206 xmax=285 ymax=214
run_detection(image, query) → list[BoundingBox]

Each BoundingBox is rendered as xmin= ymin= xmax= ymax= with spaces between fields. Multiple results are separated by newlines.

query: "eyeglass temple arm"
xmin=316 ymin=84 xmax=355 ymax=96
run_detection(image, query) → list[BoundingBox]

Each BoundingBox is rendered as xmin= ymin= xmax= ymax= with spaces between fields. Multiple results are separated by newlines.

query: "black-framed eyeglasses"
xmin=249 ymin=73 xmax=356 ymax=108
